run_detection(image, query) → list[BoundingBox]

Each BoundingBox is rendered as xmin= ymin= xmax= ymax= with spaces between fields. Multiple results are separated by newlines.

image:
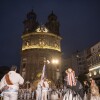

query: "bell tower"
xmin=23 ymin=9 xmax=39 ymax=34
xmin=45 ymin=11 xmax=60 ymax=35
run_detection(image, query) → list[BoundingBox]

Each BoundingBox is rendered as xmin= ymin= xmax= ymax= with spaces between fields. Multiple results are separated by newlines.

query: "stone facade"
xmin=20 ymin=10 xmax=62 ymax=82
xmin=88 ymin=42 xmax=100 ymax=79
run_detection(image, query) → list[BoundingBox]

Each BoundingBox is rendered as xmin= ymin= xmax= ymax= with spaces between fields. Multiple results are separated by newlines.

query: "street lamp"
xmin=51 ymin=59 xmax=59 ymax=64
xmin=44 ymin=58 xmax=59 ymax=65
xmin=43 ymin=58 xmax=60 ymax=82
xmin=51 ymin=59 xmax=60 ymax=83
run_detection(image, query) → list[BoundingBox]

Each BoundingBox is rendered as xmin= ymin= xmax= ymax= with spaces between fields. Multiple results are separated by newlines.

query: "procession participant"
xmin=74 ymin=78 xmax=84 ymax=98
xmin=31 ymin=89 xmax=35 ymax=99
xmin=0 ymin=65 xmax=24 ymax=100
xmin=41 ymin=78 xmax=49 ymax=100
xmin=63 ymin=68 xmax=82 ymax=100
xmin=48 ymin=87 xmax=52 ymax=100
xmin=89 ymin=78 xmax=100 ymax=100
xmin=20 ymin=90 xmax=23 ymax=100
xmin=65 ymin=68 xmax=76 ymax=87
xmin=36 ymin=81 xmax=42 ymax=100
xmin=23 ymin=91 xmax=27 ymax=100
xmin=0 ymin=81 xmax=3 ymax=100
xmin=83 ymin=80 xmax=89 ymax=94
xmin=26 ymin=91 xmax=30 ymax=100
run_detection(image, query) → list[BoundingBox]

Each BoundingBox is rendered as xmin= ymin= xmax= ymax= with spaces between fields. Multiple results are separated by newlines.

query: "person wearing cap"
xmin=0 ymin=65 xmax=24 ymax=100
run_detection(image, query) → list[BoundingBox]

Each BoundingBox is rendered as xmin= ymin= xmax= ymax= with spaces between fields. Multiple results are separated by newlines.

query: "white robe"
xmin=63 ymin=89 xmax=82 ymax=100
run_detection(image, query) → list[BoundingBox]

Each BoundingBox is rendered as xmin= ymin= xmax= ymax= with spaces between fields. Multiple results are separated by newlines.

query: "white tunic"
xmin=0 ymin=71 xmax=24 ymax=91
xmin=42 ymin=81 xmax=49 ymax=91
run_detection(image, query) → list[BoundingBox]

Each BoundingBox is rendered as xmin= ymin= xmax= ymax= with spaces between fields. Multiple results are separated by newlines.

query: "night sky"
xmin=0 ymin=0 xmax=100 ymax=67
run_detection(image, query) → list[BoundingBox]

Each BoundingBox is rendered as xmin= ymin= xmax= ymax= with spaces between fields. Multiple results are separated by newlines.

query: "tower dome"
xmin=23 ymin=9 xmax=39 ymax=34
xmin=48 ymin=11 xmax=57 ymax=21
xmin=27 ymin=9 xmax=37 ymax=20
xmin=45 ymin=11 xmax=60 ymax=35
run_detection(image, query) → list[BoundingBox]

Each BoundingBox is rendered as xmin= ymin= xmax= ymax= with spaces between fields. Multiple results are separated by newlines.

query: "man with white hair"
xmin=0 ymin=65 xmax=24 ymax=100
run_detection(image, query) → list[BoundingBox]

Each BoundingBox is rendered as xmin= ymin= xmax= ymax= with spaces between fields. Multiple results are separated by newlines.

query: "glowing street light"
xmin=43 ymin=57 xmax=59 ymax=65
xmin=51 ymin=59 xmax=59 ymax=64
xmin=89 ymin=73 xmax=92 ymax=77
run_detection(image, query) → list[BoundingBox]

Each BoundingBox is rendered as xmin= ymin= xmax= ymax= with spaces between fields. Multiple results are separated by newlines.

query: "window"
xmin=94 ymin=71 xmax=97 ymax=75
xmin=89 ymin=73 xmax=92 ymax=77
xmin=99 ymin=69 xmax=100 ymax=74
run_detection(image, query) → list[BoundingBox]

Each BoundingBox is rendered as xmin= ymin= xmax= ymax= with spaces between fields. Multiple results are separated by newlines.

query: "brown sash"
xmin=5 ymin=74 xmax=13 ymax=85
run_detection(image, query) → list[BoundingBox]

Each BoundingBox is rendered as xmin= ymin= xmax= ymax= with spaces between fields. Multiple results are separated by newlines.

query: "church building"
xmin=20 ymin=10 xmax=62 ymax=83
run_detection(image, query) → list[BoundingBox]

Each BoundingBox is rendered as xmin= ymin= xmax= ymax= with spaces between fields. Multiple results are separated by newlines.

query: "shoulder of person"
xmin=16 ymin=73 xmax=23 ymax=78
xmin=0 ymin=74 xmax=6 ymax=82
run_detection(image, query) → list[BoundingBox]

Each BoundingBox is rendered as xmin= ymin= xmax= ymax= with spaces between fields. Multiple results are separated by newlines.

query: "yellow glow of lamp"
xmin=51 ymin=59 xmax=59 ymax=64
xmin=89 ymin=66 xmax=100 ymax=71
xmin=99 ymin=70 xmax=100 ymax=74
xmin=89 ymin=73 xmax=92 ymax=77
xmin=94 ymin=71 xmax=97 ymax=75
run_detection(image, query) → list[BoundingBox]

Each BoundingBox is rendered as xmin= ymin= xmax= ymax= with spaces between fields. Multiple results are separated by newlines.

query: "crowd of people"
xmin=17 ymin=86 xmax=64 ymax=100
xmin=0 ymin=65 xmax=100 ymax=100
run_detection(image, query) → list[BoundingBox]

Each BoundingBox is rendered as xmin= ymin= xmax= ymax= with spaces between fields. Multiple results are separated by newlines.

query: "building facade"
xmin=62 ymin=51 xmax=87 ymax=76
xmin=20 ymin=10 xmax=62 ymax=83
xmin=88 ymin=42 xmax=100 ymax=83
xmin=62 ymin=42 xmax=100 ymax=79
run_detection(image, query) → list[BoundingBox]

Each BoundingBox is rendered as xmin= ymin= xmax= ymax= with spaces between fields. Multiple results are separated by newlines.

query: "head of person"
xmin=65 ymin=68 xmax=73 ymax=74
xmin=84 ymin=81 xmax=87 ymax=85
xmin=75 ymin=77 xmax=78 ymax=81
xmin=89 ymin=78 xmax=93 ymax=83
xmin=67 ymin=68 xmax=73 ymax=72
xmin=44 ymin=78 xmax=48 ymax=82
xmin=10 ymin=65 xmax=17 ymax=72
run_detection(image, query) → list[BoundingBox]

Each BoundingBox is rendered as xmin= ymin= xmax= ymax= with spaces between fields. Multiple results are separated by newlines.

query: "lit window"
xmin=26 ymin=42 xmax=29 ymax=46
xmin=99 ymin=70 xmax=100 ymax=74
xmin=94 ymin=71 xmax=97 ymax=75
xmin=89 ymin=73 xmax=92 ymax=77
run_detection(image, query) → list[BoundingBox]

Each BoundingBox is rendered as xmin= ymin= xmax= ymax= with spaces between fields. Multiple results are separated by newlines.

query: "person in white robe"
xmin=41 ymin=78 xmax=49 ymax=100
xmin=36 ymin=81 xmax=42 ymax=100
xmin=0 ymin=65 xmax=24 ymax=100
xmin=31 ymin=90 xmax=35 ymax=99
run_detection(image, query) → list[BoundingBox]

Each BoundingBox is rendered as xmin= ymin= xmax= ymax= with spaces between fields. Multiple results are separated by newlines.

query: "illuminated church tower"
xmin=20 ymin=10 xmax=62 ymax=82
